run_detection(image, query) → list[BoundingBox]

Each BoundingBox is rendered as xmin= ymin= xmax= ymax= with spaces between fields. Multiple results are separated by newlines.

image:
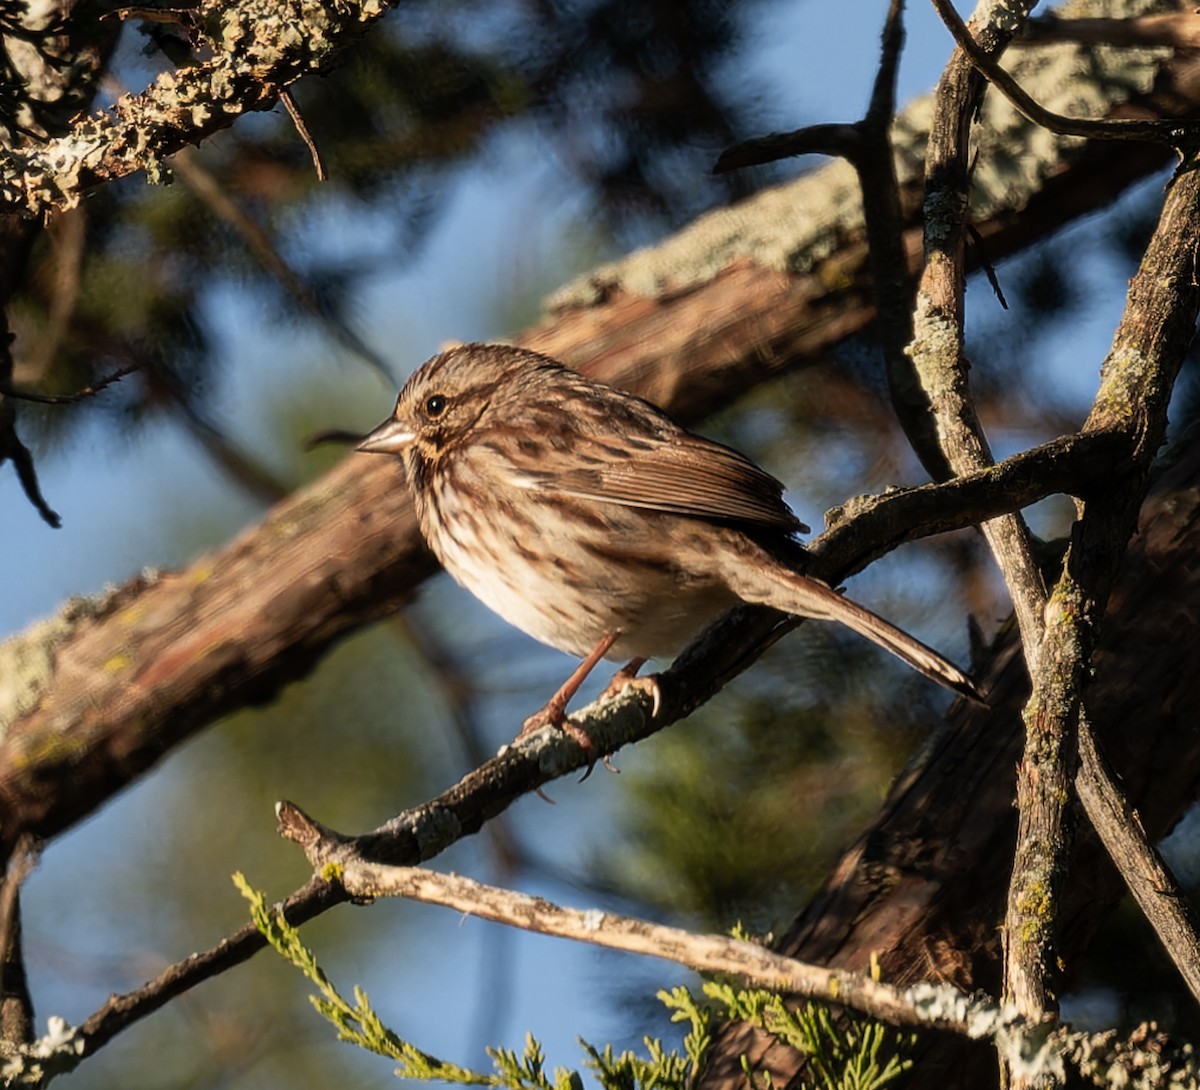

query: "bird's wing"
xmin=516 ymin=431 xmax=809 ymax=533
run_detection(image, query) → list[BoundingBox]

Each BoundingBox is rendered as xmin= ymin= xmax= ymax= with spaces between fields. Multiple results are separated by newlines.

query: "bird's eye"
xmin=425 ymin=394 xmax=447 ymax=417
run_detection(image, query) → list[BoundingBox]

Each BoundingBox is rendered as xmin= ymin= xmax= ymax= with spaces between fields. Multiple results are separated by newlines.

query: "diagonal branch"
xmin=1046 ymin=157 xmax=1200 ymax=1007
xmin=1075 ymin=716 xmax=1200 ymax=1004
xmin=282 ymin=831 xmax=995 ymax=1036
xmin=0 ymin=424 xmax=1122 ymax=860
xmin=910 ymin=0 xmax=1047 ymax=664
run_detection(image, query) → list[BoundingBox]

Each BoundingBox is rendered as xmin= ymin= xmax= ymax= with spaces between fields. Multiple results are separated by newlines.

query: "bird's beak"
xmin=357 ymin=418 xmax=416 ymax=454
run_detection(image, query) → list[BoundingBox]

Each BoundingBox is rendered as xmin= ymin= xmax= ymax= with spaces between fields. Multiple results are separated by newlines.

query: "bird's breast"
xmin=412 ymin=460 xmax=739 ymax=661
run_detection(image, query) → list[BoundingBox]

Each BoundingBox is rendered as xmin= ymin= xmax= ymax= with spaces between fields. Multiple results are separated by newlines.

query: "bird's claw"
xmin=602 ymin=673 xmax=662 ymax=719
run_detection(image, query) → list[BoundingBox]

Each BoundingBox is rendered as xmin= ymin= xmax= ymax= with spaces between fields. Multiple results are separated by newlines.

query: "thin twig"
xmin=966 ymin=223 xmax=1008 ymax=310
xmin=171 ymin=147 xmax=392 ymax=381
xmin=0 ymin=321 xmax=60 ymax=528
xmin=1 ymin=427 xmax=61 ymax=527
xmin=719 ymin=1 xmax=936 ymax=478
xmin=0 ymin=364 xmax=139 ymax=405
xmin=712 ymin=124 xmax=861 ymax=173
xmin=930 ymin=0 xmax=1199 ymax=149
xmin=280 ymin=90 xmax=327 ymax=182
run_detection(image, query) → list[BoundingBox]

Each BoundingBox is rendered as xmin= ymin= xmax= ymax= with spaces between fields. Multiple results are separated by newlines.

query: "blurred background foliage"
xmin=10 ymin=0 xmax=769 ymax=449
xmin=5 ymin=0 xmax=1200 ymax=1087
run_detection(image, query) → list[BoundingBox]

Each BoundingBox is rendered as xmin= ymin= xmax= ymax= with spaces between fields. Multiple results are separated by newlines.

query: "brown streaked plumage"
xmin=360 ymin=343 xmax=983 ymax=735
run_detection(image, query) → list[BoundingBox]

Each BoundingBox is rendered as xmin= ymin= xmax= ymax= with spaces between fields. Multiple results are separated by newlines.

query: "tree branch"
xmin=912 ymin=0 xmax=1047 ymax=663
xmin=910 ymin=12 xmax=1059 ymax=1073
xmin=31 ymin=429 xmax=1157 ymax=1068
xmin=0 ymin=364 xmax=139 ymax=405
xmin=0 ymin=422 xmax=1125 ymax=863
xmin=0 ymin=0 xmax=396 ymax=216
xmin=269 ymin=825 xmax=1200 ymax=1089
xmin=931 ymin=0 xmax=1200 ymax=149
xmin=1075 ymin=716 xmax=1200 ymax=1005
xmin=1049 ymin=154 xmax=1200 ymax=1007
xmin=279 ymin=821 xmax=1035 ymax=1040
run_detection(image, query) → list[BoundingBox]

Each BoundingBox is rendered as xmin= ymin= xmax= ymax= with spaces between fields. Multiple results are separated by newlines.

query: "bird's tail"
xmin=726 ymin=558 xmax=985 ymax=706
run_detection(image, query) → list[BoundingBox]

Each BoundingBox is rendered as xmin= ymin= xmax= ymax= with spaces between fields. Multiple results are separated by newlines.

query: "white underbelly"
xmin=430 ymin=516 xmax=736 ymax=662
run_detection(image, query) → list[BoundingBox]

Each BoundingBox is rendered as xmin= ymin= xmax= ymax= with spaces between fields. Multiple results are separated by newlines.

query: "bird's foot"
xmin=518 ymin=700 xmax=612 ymax=779
xmin=599 ymin=658 xmax=662 ymax=719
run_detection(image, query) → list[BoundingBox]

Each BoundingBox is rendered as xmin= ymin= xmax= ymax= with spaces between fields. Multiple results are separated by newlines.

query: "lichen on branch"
xmin=0 ymin=0 xmax=393 ymax=215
